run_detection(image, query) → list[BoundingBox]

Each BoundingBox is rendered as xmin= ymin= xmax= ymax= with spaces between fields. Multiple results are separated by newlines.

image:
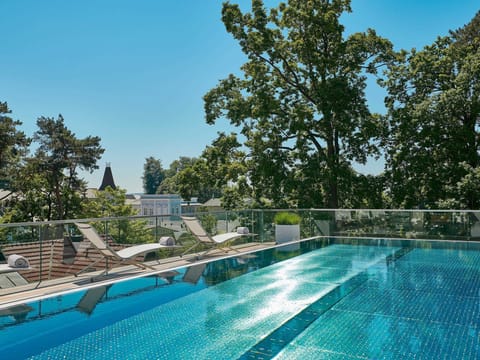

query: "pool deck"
xmin=0 ymin=241 xmax=276 ymax=310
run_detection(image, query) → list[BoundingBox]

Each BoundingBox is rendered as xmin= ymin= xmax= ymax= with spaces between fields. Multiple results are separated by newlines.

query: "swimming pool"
xmin=1 ymin=238 xmax=479 ymax=359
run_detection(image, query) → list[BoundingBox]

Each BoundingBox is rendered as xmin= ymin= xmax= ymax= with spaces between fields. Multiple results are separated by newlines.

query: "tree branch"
xmin=251 ymin=49 xmax=318 ymax=105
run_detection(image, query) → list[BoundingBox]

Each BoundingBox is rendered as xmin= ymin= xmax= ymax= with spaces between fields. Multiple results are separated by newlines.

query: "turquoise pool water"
xmin=1 ymin=239 xmax=479 ymax=359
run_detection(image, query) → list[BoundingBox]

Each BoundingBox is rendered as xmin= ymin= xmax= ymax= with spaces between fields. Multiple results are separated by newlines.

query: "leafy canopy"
xmin=9 ymin=115 xmax=104 ymax=221
xmin=142 ymin=157 xmax=165 ymax=194
xmin=382 ymin=11 xmax=480 ymax=209
xmin=204 ymin=0 xmax=393 ymax=208
xmin=0 ymin=102 xmax=30 ymax=191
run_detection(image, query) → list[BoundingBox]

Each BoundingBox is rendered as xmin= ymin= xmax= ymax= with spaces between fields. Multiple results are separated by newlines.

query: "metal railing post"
xmin=38 ymin=224 xmax=43 ymax=283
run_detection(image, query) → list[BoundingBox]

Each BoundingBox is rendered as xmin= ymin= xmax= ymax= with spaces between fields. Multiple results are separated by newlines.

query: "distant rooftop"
xmin=99 ymin=163 xmax=116 ymax=191
xmin=203 ymin=198 xmax=222 ymax=207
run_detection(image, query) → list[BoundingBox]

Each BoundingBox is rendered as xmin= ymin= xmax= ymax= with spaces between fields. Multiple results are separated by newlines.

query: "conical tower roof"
xmin=99 ymin=163 xmax=116 ymax=190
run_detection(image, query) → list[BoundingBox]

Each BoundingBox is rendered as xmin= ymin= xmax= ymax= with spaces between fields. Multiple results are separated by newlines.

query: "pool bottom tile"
xmin=15 ymin=243 xmax=480 ymax=359
xmin=278 ymin=309 xmax=480 ymax=360
xmin=274 ymin=345 xmax=365 ymax=360
xmin=334 ymin=285 xmax=480 ymax=328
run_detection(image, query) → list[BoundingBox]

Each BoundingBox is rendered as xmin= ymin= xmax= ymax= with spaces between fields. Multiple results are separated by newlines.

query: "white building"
xmin=127 ymin=194 xmax=182 ymax=219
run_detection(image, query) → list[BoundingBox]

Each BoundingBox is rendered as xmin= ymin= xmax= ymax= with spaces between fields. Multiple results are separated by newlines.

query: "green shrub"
xmin=274 ymin=212 xmax=301 ymax=225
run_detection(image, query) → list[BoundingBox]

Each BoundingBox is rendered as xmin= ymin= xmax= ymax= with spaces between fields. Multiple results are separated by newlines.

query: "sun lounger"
xmin=74 ymin=222 xmax=178 ymax=276
xmin=180 ymin=216 xmax=252 ymax=258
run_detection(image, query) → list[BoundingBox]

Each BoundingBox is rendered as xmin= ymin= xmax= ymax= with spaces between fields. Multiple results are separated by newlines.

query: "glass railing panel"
xmin=1 ymin=210 xmax=480 ymax=291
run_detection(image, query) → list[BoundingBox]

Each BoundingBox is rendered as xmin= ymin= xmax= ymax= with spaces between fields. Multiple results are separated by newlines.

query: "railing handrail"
xmin=1 ymin=208 xmax=479 ymax=229
xmin=250 ymin=208 xmax=480 ymax=214
xmin=0 ymin=214 xmax=183 ymax=229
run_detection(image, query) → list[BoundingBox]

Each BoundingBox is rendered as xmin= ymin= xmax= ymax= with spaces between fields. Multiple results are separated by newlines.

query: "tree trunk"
xmin=326 ymin=123 xmax=339 ymax=209
xmin=54 ymin=183 xmax=64 ymax=220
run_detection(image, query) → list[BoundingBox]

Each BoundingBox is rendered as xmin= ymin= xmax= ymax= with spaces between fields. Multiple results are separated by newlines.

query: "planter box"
xmin=275 ymin=224 xmax=300 ymax=251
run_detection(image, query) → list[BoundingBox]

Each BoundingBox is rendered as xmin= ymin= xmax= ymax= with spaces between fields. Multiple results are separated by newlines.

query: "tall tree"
xmin=199 ymin=132 xmax=247 ymax=207
xmin=12 ymin=115 xmax=105 ymax=220
xmin=204 ymin=0 xmax=392 ymax=208
xmin=382 ymin=11 xmax=480 ymax=209
xmin=176 ymin=166 xmax=202 ymax=203
xmin=158 ymin=134 xmax=247 ymax=205
xmin=157 ymin=156 xmax=198 ymax=195
xmin=1 ymin=166 xmax=49 ymax=222
xmin=177 ymin=162 xmax=222 ymax=203
xmin=0 ymin=102 xmax=30 ymax=192
xmin=163 ymin=156 xmax=198 ymax=178
xmin=142 ymin=157 xmax=165 ymax=194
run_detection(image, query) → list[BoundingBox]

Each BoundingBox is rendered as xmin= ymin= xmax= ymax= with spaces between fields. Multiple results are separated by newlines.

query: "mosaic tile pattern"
xmin=13 ymin=243 xmax=480 ymax=359
xmin=238 ymin=272 xmax=373 ymax=359
xmin=276 ymin=247 xmax=480 ymax=360
xmin=335 ymin=286 xmax=480 ymax=327
xmin=365 ymin=263 xmax=480 ymax=297
xmin=276 ymin=310 xmax=480 ymax=360
xmin=25 ymin=244 xmax=398 ymax=359
xmin=401 ymin=247 xmax=480 ymax=268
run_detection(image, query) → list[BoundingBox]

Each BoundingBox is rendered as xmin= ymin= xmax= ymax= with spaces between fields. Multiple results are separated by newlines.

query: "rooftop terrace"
xmin=1 ymin=208 xmax=480 ymax=309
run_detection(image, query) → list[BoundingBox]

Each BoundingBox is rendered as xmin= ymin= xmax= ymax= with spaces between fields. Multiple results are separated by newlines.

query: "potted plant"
xmin=274 ymin=212 xmax=301 ymax=251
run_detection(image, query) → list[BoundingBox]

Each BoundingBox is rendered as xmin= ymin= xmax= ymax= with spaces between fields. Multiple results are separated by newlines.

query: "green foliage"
xmin=156 ymin=157 xmax=210 ymax=200
xmin=221 ymin=185 xmax=247 ymax=211
xmin=142 ymin=157 xmax=165 ymax=194
xmin=156 ymin=176 xmax=178 ymax=195
xmin=274 ymin=211 xmax=301 ymax=225
xmin=5 ymin=115 xmax=104 ymax=221
xmin=437 ymin=163 xmax=480 ymax=209
xmin=109 ymin=219 xmax=153 ymax=244
xmin=33 ymin=115 xmax=104 ymax=219
xmin=382 ymin=11 xmax=480 ymax=209
xmin=79 ymin=187 xmax=152 ymax=244
xmin=156 ymin=138 xmax=242 ymax=204
xmin=197 ymin=132 xmax=248 ymax=208
xmin=201 ymin=133 xmax=246 ymax=186
xmin=0 ymin=102 xmax=30 ymax=190
xmin=204 ymin=0 xmax=394 ymax=208
xmin=164 ymin=156 xmax=198 ymax=178
xmin=80 ymin=186 xmax=136 ymax=218
xmin=176 ymin=166 xmax=201 ymax=202
xmin=200 ymin=213 xmax=218 ymax=234
xmin=2 ymin=168 xmax=50 ymax=222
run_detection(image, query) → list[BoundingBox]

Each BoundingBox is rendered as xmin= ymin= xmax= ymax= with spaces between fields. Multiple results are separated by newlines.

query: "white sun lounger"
xmin=180 ymin=216 xmax=251 ymax=258
xmin=75 ymin=222 xmax=178 ymax=276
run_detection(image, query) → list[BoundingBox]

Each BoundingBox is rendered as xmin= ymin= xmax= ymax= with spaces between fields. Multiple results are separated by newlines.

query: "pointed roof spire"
xmin=99 ymin=162 xmax=116 ymax=190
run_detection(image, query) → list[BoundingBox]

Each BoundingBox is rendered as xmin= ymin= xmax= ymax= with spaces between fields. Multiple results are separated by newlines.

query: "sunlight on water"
xmin=3 ymin=241 xmax=479 ymax=359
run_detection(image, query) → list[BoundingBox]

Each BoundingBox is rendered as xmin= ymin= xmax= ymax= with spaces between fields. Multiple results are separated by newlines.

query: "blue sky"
xmin=1 ymin=0 xmax=478 ymax=193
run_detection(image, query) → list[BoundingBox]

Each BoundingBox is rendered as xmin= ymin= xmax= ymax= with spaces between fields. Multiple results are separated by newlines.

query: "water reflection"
xmin=0 ymin=304 xmax=33 ymax=323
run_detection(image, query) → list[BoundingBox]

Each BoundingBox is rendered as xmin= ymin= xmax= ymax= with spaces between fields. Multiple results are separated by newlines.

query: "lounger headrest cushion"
xmin=237 ymin=227 xmax=249 ymax=234
xmin=8 ymin=254 xmax=30 ymax=268
xmin=159 ymin=236 xmax=175 ymax=246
